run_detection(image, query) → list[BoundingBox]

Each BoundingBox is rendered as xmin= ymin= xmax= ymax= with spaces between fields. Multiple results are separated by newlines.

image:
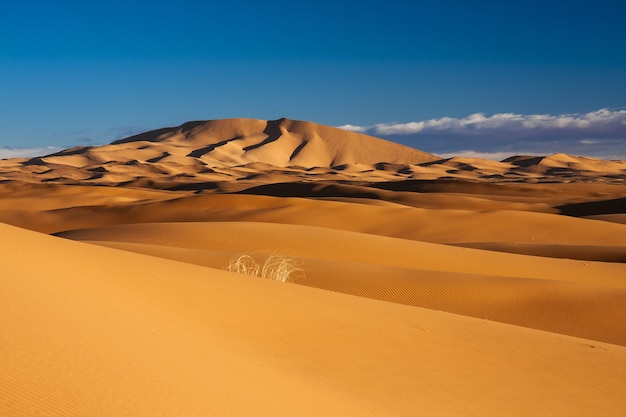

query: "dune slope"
xmin=59 ymin=221 xmax=626 ymax=345
xmin=2 ymin=222 xmax=626 ymax=417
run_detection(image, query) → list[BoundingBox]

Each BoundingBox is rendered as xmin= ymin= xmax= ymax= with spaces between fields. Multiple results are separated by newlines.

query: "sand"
xmin=1 ymin=118 xmax=625 ymax=416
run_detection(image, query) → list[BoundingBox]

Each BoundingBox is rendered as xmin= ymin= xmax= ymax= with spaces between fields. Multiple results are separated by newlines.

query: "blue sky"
xmin=1 ymin=0 xmax=625 ymax=159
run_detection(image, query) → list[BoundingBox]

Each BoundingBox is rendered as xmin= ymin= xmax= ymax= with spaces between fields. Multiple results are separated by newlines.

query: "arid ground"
xmin=1 ymin=118 xmax=625 ymax=416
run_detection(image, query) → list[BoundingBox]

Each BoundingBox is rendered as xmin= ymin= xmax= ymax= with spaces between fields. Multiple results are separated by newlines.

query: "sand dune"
xmin=4 ymin=191 xmax=622 ymax=261
xmin=1 ymin=117 xmax=625 ymax=416
xmin=2 ymin=222 xmax=626 ymax=416
xmin=1 ymin=118 xmax=438 ymax=186
xmin=58 ymin=221 xmax=626 ymax=344
xmin=2 ymin=118 xmax=625 ymax=186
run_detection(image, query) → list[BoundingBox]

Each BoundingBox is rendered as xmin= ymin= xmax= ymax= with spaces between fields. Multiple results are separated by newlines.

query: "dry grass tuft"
xmin=226 ymin=254 xmax=302 ymax=283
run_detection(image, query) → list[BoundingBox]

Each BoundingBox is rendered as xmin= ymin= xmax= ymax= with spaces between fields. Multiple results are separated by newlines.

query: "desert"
xmin=1 ymin=117 xmax=625 ymax=416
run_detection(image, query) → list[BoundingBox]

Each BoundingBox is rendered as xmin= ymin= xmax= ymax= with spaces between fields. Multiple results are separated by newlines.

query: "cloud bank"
xmin=339 ymin=109 xmax=626 ymax=160
xmin=0 ymin=147 xmax=63 ymax=160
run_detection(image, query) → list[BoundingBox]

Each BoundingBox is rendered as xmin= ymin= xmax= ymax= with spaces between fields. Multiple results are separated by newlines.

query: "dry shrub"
xmin=226 ymin=254 xmax=302 ymax=283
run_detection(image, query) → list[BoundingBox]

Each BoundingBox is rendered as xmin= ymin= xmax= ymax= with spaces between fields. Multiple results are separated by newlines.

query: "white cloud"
xmin=437 ymin=150 xmax=522 ymax=161
xmin=336 ymin=124 xmax=369 ymax=133
xmin=376 ymin=121 xmax=426 ymax=135
xmin=579 ymin=139 xmax=600 ymax=145
xmin=359 ymin=109 xmax=626 ymax=135
xmin=0 ymin=147 xmax=63 ymax=160
xmin=338 ymin=108 xmax=626 ymax=159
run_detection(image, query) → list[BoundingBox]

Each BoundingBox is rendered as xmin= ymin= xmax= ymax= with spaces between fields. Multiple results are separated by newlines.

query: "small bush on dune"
xmin=226 ymin=253 xmax=302 ymax=283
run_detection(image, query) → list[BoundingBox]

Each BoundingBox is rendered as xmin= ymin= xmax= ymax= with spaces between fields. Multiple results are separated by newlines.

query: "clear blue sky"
xmin=1 ymin=0 xmax=625 ymax=157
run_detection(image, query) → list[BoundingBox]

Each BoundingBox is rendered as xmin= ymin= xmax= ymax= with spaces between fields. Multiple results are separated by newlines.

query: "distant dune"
xmin=1 ymin=117 xmax=625 ymax=416
xmin=2 ymin=117 xmax=625 ymax=187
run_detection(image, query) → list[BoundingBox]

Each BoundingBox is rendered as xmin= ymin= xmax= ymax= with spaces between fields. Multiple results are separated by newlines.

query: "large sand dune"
xmin=1 ymin=118 xmax=625 ymax=416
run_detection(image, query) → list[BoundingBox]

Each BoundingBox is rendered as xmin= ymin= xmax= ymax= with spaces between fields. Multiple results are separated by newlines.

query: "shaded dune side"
xmin=585 ymin=213 xmax=626 ymax=225
xmin=557 ymin=197 xmax=626 ymax=216
xmin=59 ymin=221 xmax=626 ymax=345
xmin=451 ymin=242 xmax=626 ymax=262
xmin=234 ymin=181 xmax=561 ymax=213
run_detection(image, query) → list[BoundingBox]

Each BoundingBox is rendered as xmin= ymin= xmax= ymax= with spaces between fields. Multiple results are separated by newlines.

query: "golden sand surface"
xmin=1 ymin=118 xmax=625 ymax=416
